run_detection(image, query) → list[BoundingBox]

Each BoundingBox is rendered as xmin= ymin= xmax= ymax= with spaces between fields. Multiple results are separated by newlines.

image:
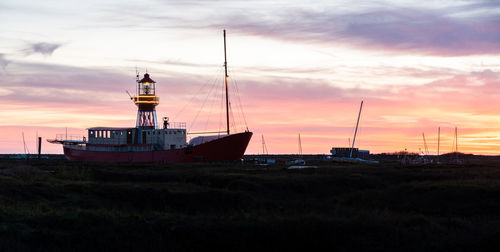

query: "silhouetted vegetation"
xmin=1 ymin=158 xmax=500 ymax=251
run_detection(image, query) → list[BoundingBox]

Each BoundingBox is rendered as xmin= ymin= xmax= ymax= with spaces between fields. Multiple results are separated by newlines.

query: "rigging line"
xmin=230 ymin=78 xmax=245 ymax=132
xmin=229 ymin=101 xmax=237 ymax=133
xmin=202 ymin=73 xmax=223 ymax=132
xmin=228 ymin=70 xmax=249 ymax=130
xmin=228 ymin=78 xmax=243 ymax=132
xmin=173 ymin=67 xmax=223 ymax=120
xmin=188 ymin=72 xmax=221 ymax=132
xmin=190 ymin=74 xmax=220 ymax=132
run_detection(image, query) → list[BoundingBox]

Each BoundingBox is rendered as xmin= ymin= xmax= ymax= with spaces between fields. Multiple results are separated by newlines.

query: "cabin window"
xmin=170 ymin=144 xmax=176 ymax=149
xmin=127 ymin=131 xmax=132 ymax=144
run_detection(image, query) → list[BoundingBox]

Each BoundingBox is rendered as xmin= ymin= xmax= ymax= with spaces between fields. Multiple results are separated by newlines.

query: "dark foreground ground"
xmin=1 ymin=158 xmax=500 ymax=251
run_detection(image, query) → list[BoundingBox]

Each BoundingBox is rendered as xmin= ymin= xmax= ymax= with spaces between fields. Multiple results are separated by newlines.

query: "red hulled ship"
xmin=49 ymin=30 xmax=252 ymax=163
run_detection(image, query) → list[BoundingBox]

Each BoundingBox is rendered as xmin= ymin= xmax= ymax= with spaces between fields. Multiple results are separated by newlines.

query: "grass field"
xmin=1 ymin=158 xmax=500 ymax=251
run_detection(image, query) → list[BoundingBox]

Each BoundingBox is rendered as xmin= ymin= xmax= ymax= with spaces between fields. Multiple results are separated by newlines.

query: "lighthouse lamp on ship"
xmin=134 ymin=73 xmax=159 ymax=129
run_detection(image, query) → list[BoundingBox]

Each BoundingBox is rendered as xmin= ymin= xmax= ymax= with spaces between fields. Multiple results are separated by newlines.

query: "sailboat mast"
xmin=262 ymin=134 xmax=265 ymax=155
xmin=350 ymin=100 xmax=364 ymax=158
xmin=223 ymin=30 xmax=230 ymax=135
xmin=298 ymin=133 xmax=302 ymax=156
xmin=437 ymin=126 xmax=440 ymax=163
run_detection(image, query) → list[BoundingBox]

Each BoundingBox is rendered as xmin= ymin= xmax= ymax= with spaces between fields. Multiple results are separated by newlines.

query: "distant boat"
xmin=288 ymin=133 xmax=305 ymax=165
xmin=288 ymin=133 xmax=314 ymax=169
xmin=49 ymin=30 xmax=252 ymax=163
xmin=331 ymin=100 xmax=378 ymax=164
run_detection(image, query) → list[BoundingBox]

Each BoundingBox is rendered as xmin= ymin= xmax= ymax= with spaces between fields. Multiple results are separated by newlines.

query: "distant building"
xmin=330 ymin=147 xmax=370 ymax=159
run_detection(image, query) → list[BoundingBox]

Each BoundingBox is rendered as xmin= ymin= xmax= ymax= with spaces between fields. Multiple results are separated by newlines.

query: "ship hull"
xmin=63 ymin=132 xmax=252 ymax=163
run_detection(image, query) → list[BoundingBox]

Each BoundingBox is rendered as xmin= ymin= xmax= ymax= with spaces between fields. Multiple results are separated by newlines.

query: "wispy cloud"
xmin=24 ymin=42 xmax=62 ymax=56
xmin=77 ymin=0 xmax=500 ymax=57
xmin=0 ymin=54 xmax=10 ymax=70
xmin=218 ymin=5 xmax=500 ymax=56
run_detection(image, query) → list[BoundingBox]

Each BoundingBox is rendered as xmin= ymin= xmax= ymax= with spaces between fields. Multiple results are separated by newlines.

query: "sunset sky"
xmin=1 ymin=0 xmax=500 ymax=155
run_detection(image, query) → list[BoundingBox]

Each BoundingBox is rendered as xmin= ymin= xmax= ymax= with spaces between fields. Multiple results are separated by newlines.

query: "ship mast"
xmin=350 ymin=100 xmax=363 ymax=158
xmin=224 ymin=29 xmax=230 ymax=135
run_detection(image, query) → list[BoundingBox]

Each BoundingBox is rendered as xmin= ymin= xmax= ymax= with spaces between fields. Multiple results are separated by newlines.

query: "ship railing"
xmin=80 ymin=145 xmax=153 ymax=152
xmin=55 ymin=134 xmax=87 ymax=142
xmin=163 ymin=122 xmax=186 ymax=129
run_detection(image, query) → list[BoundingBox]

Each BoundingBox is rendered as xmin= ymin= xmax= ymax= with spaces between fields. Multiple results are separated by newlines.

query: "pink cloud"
xmin=215 ymin=5 xmax=500 ymax=56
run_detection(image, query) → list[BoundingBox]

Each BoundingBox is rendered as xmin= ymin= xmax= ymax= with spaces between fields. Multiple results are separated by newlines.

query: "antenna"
xmin=350 ymin=100 xmax=363 ymax=158
xmin=136 ymin=67 xmax=140 ymax=96
xmin=126 ymin=90 xmax=133 ymax=100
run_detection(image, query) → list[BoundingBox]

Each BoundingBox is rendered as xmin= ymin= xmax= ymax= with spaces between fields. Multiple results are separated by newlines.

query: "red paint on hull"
xmin=63 ymin=132 xmax=252 ymax=163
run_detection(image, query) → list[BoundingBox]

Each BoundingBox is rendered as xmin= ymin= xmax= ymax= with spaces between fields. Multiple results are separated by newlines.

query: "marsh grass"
xmin=1 ymin=158 xmax=500 ymax=251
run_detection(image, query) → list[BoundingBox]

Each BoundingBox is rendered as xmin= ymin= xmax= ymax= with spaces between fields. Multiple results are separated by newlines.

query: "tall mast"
xmin=350 ymin=100 xmax=363 ymax=158
xmin=437 ymin=126 xmax=440 ymax=163
xmin=422 ymin=132 xmax=429 ymax=156
xmin=455 ymin=126 xmax=458 ymax=164
xmin=262 ymin=134 xmax=268 ymax=155
xmin=298 ymin=133 xmax=302 ymax=157
xmin=224 ymin=30 xmax=230 ymax=135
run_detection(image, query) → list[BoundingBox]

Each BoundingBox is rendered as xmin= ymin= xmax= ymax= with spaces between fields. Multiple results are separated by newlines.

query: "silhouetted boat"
xmin=49 ymin=30 xmax=252 ymax=163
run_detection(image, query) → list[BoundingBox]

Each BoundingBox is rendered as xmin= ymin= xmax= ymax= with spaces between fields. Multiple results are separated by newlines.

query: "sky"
xmin=1 ymin=0 xmax=500 ymax=155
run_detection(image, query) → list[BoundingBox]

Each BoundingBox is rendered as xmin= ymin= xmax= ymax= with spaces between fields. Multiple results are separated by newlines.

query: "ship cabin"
xmin=86 ymin=126 xmax=187 ymax=151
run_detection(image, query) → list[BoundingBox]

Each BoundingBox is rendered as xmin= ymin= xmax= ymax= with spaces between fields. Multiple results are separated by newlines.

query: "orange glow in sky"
xmin=1 ymin=0 xmax=500 ymax=155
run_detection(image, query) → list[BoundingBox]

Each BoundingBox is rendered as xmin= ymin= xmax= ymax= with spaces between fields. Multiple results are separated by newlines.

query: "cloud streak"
xmin=0 ymin=54 xmax=10 ymax=70
xmin=24 ymin=42 xmax=62 ymax=56
xmin=82 ymin=0 xmax=500 ymax=56
xmin=219 ymin=6 xmax=500 ymax=56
